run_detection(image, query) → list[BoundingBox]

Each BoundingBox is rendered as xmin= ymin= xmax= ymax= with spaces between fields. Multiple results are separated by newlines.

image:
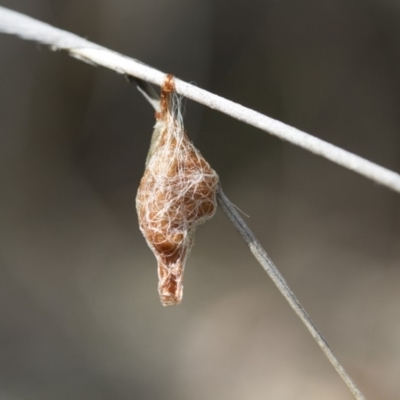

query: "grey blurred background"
xmin=0 ymin=1 xmax=399 ymax=399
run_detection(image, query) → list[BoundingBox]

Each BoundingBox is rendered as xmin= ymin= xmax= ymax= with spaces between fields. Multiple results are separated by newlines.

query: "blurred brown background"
xmin=0 ymin=1 xmax=399 ymax=399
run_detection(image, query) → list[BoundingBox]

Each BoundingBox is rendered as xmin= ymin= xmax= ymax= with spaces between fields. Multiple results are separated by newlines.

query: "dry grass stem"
xmin=0 ymin=6 xmax=399 ymax=194
xmin=217 ymin=188 xmax=366 ymax=400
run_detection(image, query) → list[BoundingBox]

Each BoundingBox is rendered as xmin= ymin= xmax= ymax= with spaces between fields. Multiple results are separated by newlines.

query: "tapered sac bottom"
xmin=157 ymin=260 xmax=184 ymax=306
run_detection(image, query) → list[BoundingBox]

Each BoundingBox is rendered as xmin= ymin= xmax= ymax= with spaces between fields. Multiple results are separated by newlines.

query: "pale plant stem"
xmin=0 ymin=6 xmax=400 ymax=193
xmin=217 ymin=187 xmax=366 ymax=400
xmin=136 ymin=76 xmax=367 ymax=399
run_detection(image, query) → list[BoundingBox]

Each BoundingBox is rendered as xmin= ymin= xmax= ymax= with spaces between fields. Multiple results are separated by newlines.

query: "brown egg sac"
xmin=136 ymin=75 xmax=219 ymax=306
